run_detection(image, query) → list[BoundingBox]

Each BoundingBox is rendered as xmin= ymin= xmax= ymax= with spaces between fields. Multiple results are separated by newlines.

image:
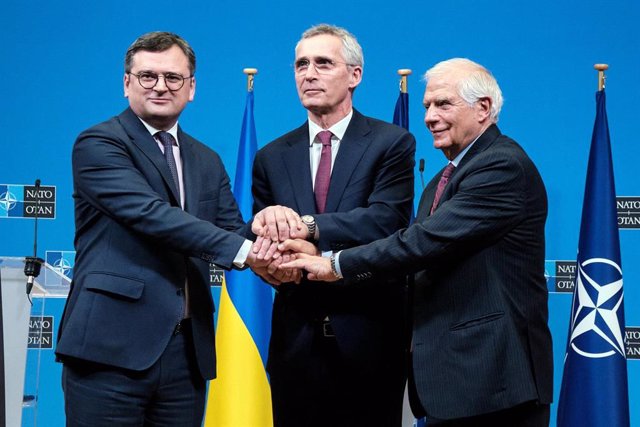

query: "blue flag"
xmin=557 ymin=90 xmax=630 ymax=427
xmin=394 ymin=86 xmax=422 ymax=427
xmin=205 ymin=90 xmax=274 ymax=426
xmin=393 ymin=91 xmax=409 ymax=130
xmin=394 ymin=83 xmax=417 ymax=228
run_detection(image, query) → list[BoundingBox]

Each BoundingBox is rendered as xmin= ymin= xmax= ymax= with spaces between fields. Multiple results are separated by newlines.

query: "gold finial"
xmin=594 ymin=64 xmax=608 ymax=91
xmin=397 ymin=69 xmax=412 ymax=93
xmin=243 ymin=68 xmax=258 ymax=92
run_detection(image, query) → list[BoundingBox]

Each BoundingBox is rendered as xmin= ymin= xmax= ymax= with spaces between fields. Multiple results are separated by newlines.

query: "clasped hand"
xmin=247 ymin=205 xmax=319 ymax=285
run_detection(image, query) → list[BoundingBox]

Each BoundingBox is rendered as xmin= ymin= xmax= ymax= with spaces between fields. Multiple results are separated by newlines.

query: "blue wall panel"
xmin=2 ymin=0 xmax=638 ymax=425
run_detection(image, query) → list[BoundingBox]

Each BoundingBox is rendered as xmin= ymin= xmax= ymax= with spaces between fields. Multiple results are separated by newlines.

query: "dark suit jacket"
xmin=252 ymin=110 xmax=416 ymax=378
xmin=56 ymin=108 xmax=246 ymax=380
xmin=339 ymin=124 xmax=553 ymax=420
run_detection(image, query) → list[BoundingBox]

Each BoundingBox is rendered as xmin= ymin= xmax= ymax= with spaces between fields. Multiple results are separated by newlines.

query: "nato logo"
xmin=617 ymin=196 xmax=640 ymax=229
xmin=46 ymin=250 xmax=75 ymax=280
xmin=544 ymin=260 xmax=577 ymax=293
xmin=28 ymin=316 xmax=54 ymax=349
xmin=568 ymin=257 xmax=626 ymax=358
xmin=0 ymin=185 xmax=20 ymax=216
xmin=209 ymin=264 xmax=224 ymax=287
xmin=0 ymin=183 xmax=56 ymax=219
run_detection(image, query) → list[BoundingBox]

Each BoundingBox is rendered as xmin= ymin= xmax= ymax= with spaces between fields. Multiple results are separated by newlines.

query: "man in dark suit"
xmin=250 ymin=24 xmax=416 ymax=427
xmin=281 ymin=58 xmax=553 ymax=426
xmin=56 ymin=31 xmax=270 ymax=426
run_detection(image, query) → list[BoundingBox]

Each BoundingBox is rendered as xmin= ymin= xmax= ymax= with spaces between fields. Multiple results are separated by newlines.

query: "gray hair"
xmin=424 ymin=58 xmax=503 ymax=122
xmin=296 ymin=24 xmax=364 ymax=67
xmin=125 ymin=31 xmax=196 ymax=75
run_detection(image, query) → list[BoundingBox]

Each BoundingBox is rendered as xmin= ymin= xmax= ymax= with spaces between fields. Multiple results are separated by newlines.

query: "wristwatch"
xmin=301 ymin=215 xmax=317 ymax=242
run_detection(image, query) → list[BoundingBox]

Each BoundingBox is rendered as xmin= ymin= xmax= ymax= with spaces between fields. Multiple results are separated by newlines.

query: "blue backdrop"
xmin=2 ymin=0 xmax=639 ymax=425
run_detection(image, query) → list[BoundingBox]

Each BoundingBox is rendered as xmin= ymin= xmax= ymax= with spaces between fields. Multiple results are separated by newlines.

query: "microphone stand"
xmin=24 ymin=179 xmax=44 ymax=299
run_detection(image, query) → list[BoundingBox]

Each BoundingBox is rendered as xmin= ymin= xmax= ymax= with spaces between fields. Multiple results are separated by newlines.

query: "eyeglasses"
xmin=128 ymin=71 xmax=193 ymax=91
xmin=294 ymin=58 xmax=356 ymax=75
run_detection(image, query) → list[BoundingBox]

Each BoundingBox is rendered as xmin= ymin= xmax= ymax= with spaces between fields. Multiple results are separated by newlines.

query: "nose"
xmin=424 ymin=109 xmax=433 ymax=127
xmin=153 ymin=75 xmax=169 ymax=91
xmin=303 ymin=63 xmax=319 ymax=79
xmin=425 ymin=108 xmax=437 ymax=127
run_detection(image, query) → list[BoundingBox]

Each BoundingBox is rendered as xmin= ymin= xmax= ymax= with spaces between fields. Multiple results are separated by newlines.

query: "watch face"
xmin=302 ymin=215 xmax=314 ymax=223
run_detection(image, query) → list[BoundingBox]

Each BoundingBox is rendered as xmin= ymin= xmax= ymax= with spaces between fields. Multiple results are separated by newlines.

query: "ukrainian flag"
xmin=204 ymin=89 xmax=273 ymax=426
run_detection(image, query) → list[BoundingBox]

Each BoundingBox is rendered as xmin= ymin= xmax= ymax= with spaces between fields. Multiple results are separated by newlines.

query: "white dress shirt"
xmin=308 ymin=110 xmax=353 ymax=189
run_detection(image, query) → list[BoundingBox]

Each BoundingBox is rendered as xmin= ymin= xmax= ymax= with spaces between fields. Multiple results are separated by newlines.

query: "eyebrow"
xmin=424 ymin=96 xmax=454 ymax=106
xmin=295 ymin=55 xmax=335 ymax=63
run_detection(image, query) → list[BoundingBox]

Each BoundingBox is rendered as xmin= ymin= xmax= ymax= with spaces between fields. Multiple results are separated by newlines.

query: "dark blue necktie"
xmin=156 ymin=131 xmax=181 ymax=201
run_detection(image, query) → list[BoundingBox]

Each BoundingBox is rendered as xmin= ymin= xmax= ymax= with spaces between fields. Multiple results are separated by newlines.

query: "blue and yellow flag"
xmin=205 ymin=90 xmax=273 ymax=426
xmin=557 ymin=89 xmax=630 ymax=426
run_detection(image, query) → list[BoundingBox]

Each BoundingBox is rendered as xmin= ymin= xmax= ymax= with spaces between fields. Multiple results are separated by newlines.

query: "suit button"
xmin=176 ymin=288 xmax=184 ymax=296
xmin=200 ymin=252 xmax=214 ymax=262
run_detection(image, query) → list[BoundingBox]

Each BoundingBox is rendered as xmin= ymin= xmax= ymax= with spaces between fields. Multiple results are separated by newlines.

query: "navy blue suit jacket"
xmin=252 ymin=110 xmax=416 ymax=378
xmin=339 ymin=125 xmax=553 ymax=419
xmin=56 ymin=108 xmax=246 ymax=380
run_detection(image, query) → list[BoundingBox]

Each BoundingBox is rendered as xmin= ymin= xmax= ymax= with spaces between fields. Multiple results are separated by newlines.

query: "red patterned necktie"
xmin=430 ymin=163 xmax=455 ymax=214
xmin=314 ymin=130 xmax=333 ymax=213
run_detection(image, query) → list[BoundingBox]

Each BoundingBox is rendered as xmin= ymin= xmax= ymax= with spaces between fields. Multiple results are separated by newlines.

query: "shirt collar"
xmin=450 ymin=131 xmax=481 ymax=167
xmin=138 ymin=118 xmax=180 ymax=146
xmin=308 ymin=110 xmax=353 ymax=146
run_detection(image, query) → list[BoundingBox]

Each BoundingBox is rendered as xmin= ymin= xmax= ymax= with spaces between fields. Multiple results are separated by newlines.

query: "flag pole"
xmin=398 ymin=69 xmax=412 ymax=93
xmin=594 ymin=63 xmax=608 ymax=92
xmin=244 ymin=67 xmax=258 ymax=92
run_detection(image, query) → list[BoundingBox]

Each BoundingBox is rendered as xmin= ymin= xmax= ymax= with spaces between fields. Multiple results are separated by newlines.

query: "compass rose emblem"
xmin=569 ymin=257 xmax=626 ymax=358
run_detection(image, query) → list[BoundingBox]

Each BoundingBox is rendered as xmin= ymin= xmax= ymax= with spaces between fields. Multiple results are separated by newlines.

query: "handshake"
xmin=245 ymin=205 xmax=337 ymax=285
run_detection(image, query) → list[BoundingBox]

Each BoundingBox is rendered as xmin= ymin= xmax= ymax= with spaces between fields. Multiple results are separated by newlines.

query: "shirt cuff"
xmin=334 ymin=251 xmax=343 ymax=278
xmin=233 ymin=239 xmax=253 ymax=268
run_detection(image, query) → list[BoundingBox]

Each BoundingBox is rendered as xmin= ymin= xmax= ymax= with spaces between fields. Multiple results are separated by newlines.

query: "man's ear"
xmin=476 ymin=97 xmax=492 ymax=121
xmin=123 ymin=73 xmax=130 ymax=98
xmin=349 ymin=66 xmax=363 ymax=90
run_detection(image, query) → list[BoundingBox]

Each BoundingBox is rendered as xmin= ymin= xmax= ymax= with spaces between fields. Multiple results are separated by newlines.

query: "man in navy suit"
xmin=56 ymin=31 xmax=270 ymax=426
xmin=281 ymin=58 xmax=553 ymax=426
xmin=250 ymin=24 xmax=416 ymax=427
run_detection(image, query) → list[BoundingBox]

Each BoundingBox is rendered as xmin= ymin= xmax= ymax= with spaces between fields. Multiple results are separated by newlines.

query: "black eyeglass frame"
xmin=128 ymin=71 xmax=193 ymax=91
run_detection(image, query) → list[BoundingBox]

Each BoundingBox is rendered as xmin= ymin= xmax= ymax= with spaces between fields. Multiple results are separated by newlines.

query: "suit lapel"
xmin=416 ymin=172 xmax=440 ymax=221
xmin=281 ymin=123 xmax=317 ymax=213
xmin=118 ymin=108 xmax=181 ymax=205
xmin=324 ymin=110 xmax=370 ymax=213
xmin=417 ymin=124 xmax=502 ymax=219
xmin=178 ymin=128 xmax=199 ymax=214
xmin=455 ymin=124 xmax=500 ymax=170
